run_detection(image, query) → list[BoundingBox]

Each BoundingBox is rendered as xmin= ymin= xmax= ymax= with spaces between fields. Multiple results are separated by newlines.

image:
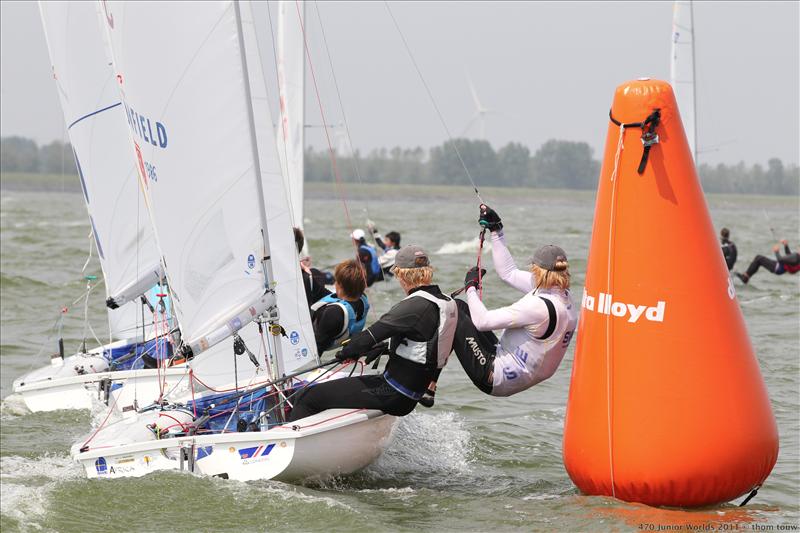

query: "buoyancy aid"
xmin=490 ymin=291 xmax=577 ymax=397
xmin=360 ymin=244 xmax=381 ymax=277
xmin=384 ymin=290 xmax=458 ymax=399
xmin=310 ymin=294 xmax=370 ymax=346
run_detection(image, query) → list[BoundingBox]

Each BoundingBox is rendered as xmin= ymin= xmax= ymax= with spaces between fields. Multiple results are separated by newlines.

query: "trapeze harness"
xmin=310 ymin=294 xmax=370 ymax=346
xmin=384 ymin=290 xmax=458 ymax=400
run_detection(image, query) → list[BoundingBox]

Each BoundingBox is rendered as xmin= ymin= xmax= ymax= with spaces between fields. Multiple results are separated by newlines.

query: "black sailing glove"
xmin=464 ymin=267 xmax=487 ymax=291
xmin=363 ymin=342 xmax=389 ymax=365
xmin=478 ymin=204 xmax=503 ymax=232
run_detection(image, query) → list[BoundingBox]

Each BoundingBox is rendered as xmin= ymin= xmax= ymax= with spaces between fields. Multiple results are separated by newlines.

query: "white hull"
xmin=12 ymin=343 xmax=190 ymax=413
xmin=72 ymin=409 xmax=397 ymax=481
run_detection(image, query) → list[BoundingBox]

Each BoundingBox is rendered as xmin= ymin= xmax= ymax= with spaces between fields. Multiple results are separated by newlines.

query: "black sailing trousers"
xmin=287 ymin=374 xmax=418 ymax=422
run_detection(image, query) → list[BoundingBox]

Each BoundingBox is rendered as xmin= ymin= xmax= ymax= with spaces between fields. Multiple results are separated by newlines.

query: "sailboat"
xmin=671 ymin=0 xmax=697 ymax=161
xmin=14 ymin=1 xmax=283 ymax=416
xmin=12 ymin=0 xmax=176 ymax=413
xmin=71 ymin=0 xmax=396 ymax=481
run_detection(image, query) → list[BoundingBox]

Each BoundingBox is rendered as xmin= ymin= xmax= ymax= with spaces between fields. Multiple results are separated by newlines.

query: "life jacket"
xmin=310 ymin=293 xmax=370 ymax=346
xmin=490 ymin=290 xmax=578 ymax=397
xmin=359 ymin=244 xmax=381 ymax=277
xmin=784 ymin=262 xmax=800 ymax=274
xmin=384 ymin=290 xmax=458 ymax=400
xmin=391 ymin=290 xmax=458 ymax=370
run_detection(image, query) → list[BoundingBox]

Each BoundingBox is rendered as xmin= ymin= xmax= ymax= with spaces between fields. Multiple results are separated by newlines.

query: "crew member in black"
xmin=310 ymin=259 xmax=369 ymax=354
xmin=720 ymin=228 xmax=737 ymax=271
xmin=735 ymin=239 xmax=800 ymax=284
xmin=294 ymin=228 xmax=333 ymax=305
xmin=287 ymin=245 xmax=458 ymax=422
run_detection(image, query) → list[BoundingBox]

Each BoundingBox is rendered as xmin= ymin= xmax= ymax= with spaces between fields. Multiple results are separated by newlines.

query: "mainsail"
xmin=98 ymin=0 xmax=316 ymax=375
xmin=670 ymin=0 xmax=697 ymax=161
xmin=277 ymin=0 xmax=306 ymax=233
xmin=39 ymin=1 xmax=162 ymax=341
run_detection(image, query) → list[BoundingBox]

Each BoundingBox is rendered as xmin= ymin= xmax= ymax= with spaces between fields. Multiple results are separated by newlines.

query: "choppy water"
xmin=1 ymin=184 xmax=798 ymax=532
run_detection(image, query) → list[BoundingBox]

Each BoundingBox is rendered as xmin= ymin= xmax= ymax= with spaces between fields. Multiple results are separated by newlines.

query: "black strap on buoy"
xmin=609 ymin=108 xmax=661 ymax=175
xmin=738 ymin=485 xmax=761 ymax=507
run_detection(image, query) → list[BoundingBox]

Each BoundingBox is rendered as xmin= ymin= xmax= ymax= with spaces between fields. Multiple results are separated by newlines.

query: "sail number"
xmin=144 ymin=162 xmax=157 ymax=182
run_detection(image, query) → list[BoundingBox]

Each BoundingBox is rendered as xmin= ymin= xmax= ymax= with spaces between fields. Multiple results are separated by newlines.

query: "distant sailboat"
xmin=671 ymin=0 xmax=698 ymax=162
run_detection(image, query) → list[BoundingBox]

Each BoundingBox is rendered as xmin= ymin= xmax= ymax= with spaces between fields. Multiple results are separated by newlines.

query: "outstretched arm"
xmin=490 ymin=230 xmax=534 ymax=293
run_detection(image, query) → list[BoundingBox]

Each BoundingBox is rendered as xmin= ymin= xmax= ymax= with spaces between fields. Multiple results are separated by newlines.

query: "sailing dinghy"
xmin=71 ymin=0 xmax=396 ymax=481
xmin=12 ymin=1 xmax=180 ymax=413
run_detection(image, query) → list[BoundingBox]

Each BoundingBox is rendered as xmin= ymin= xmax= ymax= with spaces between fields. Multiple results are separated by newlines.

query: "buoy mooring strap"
xmin=609 ymin=109 xmax=661 ymax=175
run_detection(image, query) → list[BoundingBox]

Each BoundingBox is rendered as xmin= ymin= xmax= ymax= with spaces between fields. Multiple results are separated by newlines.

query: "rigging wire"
xmin=293 ymin=0 xmax=369 ymax=285
xmin=383 ymin=1 xmax=484 ymax=205
xmin=312 ymin=0 xmax=372 ymax=223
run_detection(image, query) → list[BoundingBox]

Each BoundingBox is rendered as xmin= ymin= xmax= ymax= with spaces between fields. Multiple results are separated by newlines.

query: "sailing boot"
xmin=418 ymin=388 xmax=436 ymax=408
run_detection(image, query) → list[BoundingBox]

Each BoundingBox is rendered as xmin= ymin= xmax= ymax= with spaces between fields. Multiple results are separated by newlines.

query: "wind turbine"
xmin=461 ymin=74 xmax=494 ymax=140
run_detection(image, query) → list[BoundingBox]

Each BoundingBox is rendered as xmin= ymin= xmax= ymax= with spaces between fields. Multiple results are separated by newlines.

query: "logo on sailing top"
xmin=290 ymin=331 xmax=300 ymax=345
xmin=238 ymin=443 xmax=276 ymax=464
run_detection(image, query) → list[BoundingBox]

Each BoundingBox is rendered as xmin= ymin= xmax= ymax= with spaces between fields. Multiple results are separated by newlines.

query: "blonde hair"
xmin=531 ymin=262 xmax=570 ymax=290
xmin=393 ymin=265 xmax=434 ymax=288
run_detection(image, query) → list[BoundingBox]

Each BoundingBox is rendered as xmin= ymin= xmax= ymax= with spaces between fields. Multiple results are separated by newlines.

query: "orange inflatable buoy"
xmin=562 ymin=78 xmax=778 ymax=508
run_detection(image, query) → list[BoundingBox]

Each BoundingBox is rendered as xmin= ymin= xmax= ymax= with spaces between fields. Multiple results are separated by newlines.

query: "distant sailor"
xmin=310 ymin=259 xmax=370 ymax=354
xmin=720 ymin=228 xmax=737 ymax=270
xmin=351 ymin=228 xmax=383 ymax=286
xmin=368 ymin=221 xmax=401 ymax=277
xmin=287 ymin=245 xmax=457 ymax=422
xmin=735 ymin=239 xmax=800 ymax=284
xmin=421 ymin=205 xmax=577 ymax=406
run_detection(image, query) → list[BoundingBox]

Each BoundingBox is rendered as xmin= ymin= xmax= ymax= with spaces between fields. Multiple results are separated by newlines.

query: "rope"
xmin=604 ymin=123 xmax=626 ymax=499
xmin=80 ymin=386 xmax=122 ymax=451
xmin=608 ymin=109 xmax=661 ymax=175
xmin=293 ymin=0 xmax=368 ymax=287
xmin=312 ymin=1 xmax=371 ymax=221
xmin=383 ymin=1 xmax=483 ymax=205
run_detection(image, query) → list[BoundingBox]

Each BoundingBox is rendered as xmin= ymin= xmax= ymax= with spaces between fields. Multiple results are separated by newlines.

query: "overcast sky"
xmin=1 ymin=1 xmax=798 ymax=166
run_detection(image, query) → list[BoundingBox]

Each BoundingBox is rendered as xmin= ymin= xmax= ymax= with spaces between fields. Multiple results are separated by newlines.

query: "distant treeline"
xmin=2 ymin=135 xmax=798 ymax=195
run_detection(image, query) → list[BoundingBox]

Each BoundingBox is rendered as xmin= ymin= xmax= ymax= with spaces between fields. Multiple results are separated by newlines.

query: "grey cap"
xmin=393 ymin=244 xmax=430 ymax=269
xmin=529 ymin=244 xmax=568 ymax=271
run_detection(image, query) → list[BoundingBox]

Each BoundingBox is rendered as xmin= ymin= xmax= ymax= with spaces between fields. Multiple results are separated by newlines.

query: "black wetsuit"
xmin=312 ymin=298 xmax=367 ymax=354
xmin=302 ymin=268 xmax=332 ymax=306
xmin=740 ymin=243 xmax=800 ymax=282
xmin=288 ymin=285 xmax=446 ymax=422
xmin=721 ymin=238 xmax=737 ymax=270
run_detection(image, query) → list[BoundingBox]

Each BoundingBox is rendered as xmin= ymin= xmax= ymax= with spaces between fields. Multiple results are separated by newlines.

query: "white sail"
xmin=277 ymin=0 xmax=306 ymax=233
xmin=97 ymin=0 xmax=316 ymax=373
xmin=39 ymin=1 xmax=161 ymax=341
xmin=671 ymin=0 xmax=697 ymax=161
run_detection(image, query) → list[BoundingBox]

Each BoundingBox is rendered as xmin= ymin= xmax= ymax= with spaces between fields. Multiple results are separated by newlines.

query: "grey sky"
xmin=2 ymin=1 xmax=798 ymax=166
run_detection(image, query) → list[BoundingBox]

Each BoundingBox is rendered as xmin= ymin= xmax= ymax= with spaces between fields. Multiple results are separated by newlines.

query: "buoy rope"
xmin=609 ymin=109 xmax=661 ymax=175
xmin=383 ymin=1 xmax=484 ymax=206
xmin=604 ymin=120 xmax=628 ymax=499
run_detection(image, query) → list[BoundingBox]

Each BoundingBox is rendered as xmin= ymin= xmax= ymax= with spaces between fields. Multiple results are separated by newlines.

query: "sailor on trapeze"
xmin=420 ymin=205 xmax=578 ymax=406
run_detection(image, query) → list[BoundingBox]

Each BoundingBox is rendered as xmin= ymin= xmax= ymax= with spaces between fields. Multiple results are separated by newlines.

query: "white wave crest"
xmin=435 ymin=237 xmax=492 ymax=255
xmin=368 ymin=411 xmax=472 ymax=476
xmin=0 ymin=454 xmax=82 ymax=530
xmin=0 ymin=393 xmax=31 ymax=419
